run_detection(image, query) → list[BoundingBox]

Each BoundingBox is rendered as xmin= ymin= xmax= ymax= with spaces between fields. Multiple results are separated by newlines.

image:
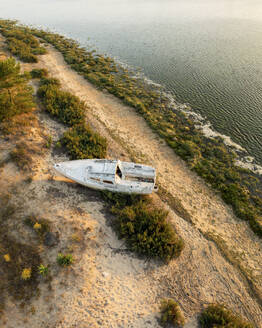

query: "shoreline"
xmin=121 ymin=64 xmax=262 ymax=175
xmin=0 ymin=27 xmax=262 ymax=327
xmin=26 ymin=24 xmax=262 ymax=239
xmin=22 ymin=21 xmax=262 ymax=173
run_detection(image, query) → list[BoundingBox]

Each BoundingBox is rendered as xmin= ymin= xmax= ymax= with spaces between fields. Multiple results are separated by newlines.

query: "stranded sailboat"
xmin=54 ymin=159 xmax=158 ymax=194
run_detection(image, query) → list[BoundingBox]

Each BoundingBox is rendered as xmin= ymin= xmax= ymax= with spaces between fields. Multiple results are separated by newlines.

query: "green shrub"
xmin=39 ymin=77 xmax=61 ymax=87
xmin=113 ymin=201 xmax=183 ymax=262
xmin=45 ymin=135 xmax=52 ymax=148
xmin=57 ymin=253 xmax=74 ymax=267
xmin=101 ymin=190 xmax=143 ymax=208
xmin=7 ymin=38 xmax=38 ymax=62
xmin=199 ymin=304 xmax=254 ymax=328
xmin=61 ymin=123 xmax=107 ymax=159
xmin=0 ymin=23 xmax=46 ymax=62
xmin=101 ymin=192 xmax=184 ymax=261
xmin=160 ymin=298 xmax=185 ymax=327
xmin=30 ymin=68 xmax=48 ymax=79
xmin=37 ymin=79 xmax=85 ymax=126
xmin=0 ymin=57 xmax=34 ymax=122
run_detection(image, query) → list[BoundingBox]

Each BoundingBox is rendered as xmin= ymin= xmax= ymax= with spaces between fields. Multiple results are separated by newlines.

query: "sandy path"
xmin=2 ymin=38 xmax=261 ymax=327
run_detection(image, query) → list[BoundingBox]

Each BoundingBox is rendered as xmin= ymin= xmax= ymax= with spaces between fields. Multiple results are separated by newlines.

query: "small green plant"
xmin=57 ymin=253 xmax=74 ymax=267
xmin=45 ymin=135 xmax=52 ymax=148
xmin=30 ymin=68 xmax=48 ymax=79
xmin=160 ymin=298 xmax=185 ymax=327
xmin=38 ymin=264 xmax=48 ymax=276
xmin=199 ymin=304 xmax=254 ymax=328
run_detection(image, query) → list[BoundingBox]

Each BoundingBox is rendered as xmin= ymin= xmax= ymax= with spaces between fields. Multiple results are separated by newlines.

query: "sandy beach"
xmin=0 ymin=37 xmax=261 ymax=327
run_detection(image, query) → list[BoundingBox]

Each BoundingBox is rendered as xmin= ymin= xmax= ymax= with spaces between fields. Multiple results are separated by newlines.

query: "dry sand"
xmin=0 ymin=38 xmax=262 ymax=327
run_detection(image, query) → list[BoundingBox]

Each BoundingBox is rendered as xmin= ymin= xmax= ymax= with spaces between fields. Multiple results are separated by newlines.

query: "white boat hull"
xmin=54 ymin=159 xmax=157 ymax=194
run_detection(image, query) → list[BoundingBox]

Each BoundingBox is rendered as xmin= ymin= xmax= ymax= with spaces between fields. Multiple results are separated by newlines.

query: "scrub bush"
xmin=113 ymin=201 xmax=184 ymax=262
xmin=0 ymin=58 xmax=34 ymax=122
xmin=30 ymin=68 xmax=48 ymax=79
xmin=0 ymin=21 xmax=46 ymax=62
xmin=37 ymin=78 xmax=85 ymax=126
xmin=57 ymin=253 xmax=74 ymax=267
xmin=199 ymin=304 xmax=254 ymax=328
xmin=160 ymin=299 xmax=185 ymax=327
xmin=61 ymin=123 xmax=107 ymax=160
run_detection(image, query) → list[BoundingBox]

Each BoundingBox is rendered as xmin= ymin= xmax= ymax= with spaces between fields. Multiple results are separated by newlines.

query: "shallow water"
xmin=1 ymin=0 xmax=262 ymax=163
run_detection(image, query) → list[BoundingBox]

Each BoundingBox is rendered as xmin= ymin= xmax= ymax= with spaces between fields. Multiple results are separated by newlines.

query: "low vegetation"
xmin=57 ymin=253 xmax=74 ymax=267
xmin=115 ymin=201 xmax=183 ymax=261
xmin=37 ymin=77 xmax=85 ymax=126
xmin=199 ymin=304 xmax=254 ymax=328
xmin=38 ymin=264 xmax=49 ymax=276
xmin=24 ymin=215 xmax=50 ymax=239
xmin=10 ymin=142 xmax=37 ymax=171
xmin=102 ymin=192 xmax=184 ymax=262
xmin=0 ymin=20 xmax=46 ymax=62
xmin=0 ymin=57 xmax=34 ymax=122
xmin=37 ymin=77 xmax=108 ymax=158
xmin=61 ymin=123 xmax=107 ymax=159
xmin=160 ymin=298 xmax=185 ymax=327
xmin=0 ymin=194 xmax=42 ymax=304
xmin=21 ymin=268 xmax=32 ymax=281
xmin=30 ymin=68 xmax=48 ymax=79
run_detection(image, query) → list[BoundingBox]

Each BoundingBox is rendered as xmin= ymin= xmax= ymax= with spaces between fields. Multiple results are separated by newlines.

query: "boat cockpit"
xmin=116 ymin=165 xmax=123 ymax=179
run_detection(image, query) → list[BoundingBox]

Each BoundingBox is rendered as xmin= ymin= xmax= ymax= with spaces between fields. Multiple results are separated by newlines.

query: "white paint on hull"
xmin=54 ymin=159 xmax=158 ymax=194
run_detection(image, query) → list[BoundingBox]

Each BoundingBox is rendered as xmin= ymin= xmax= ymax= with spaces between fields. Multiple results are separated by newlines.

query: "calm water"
xmin=1 ymin=0 xmax=262 ymax=164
